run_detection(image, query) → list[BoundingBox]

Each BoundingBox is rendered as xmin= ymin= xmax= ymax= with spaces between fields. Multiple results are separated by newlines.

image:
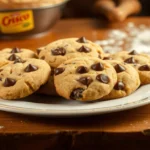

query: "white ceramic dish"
xmin=0 ymin=84 xmax=150 ymax=117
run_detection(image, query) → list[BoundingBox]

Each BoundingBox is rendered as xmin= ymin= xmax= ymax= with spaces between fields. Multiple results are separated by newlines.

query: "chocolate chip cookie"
xmin=111 ymin=50 xmax=150 ymax=64
xmin=0 ymin=47 xmax=37 ymax=67
xmin=0 ymin=58 xmax=50 ymax=100
xmin=111 ymin=50 xmax=150 ymax=85
xmin=38 ymin=37 xmax=104 ymax=68
xmin=54 ymin=57 xmax=117 ymax=101
xmin=134 ymin=64 xmax=150 ymax=85
xmin=102 ymin=60 xmax=140 ymax=100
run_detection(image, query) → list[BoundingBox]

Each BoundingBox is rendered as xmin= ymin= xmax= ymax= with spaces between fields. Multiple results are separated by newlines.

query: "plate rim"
xmin=0 ymin=96 xmax=149 ymax=117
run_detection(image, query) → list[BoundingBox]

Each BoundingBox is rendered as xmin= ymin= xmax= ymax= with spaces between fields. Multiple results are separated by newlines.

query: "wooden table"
xmin=1 ymin=18 xmax=150 ymax=150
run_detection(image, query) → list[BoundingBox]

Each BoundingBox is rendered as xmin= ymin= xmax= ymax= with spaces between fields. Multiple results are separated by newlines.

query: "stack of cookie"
xmin=37 ymin=37 xmax=104 ymax=98
xmin=0 ymin=37 xmax=150 ymax=101
xmin=36 ymin=37 xmax=142 ymax=101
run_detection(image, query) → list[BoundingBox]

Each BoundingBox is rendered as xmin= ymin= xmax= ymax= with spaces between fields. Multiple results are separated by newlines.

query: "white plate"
xmin=0 ymin=85 xmax=150 ymax=117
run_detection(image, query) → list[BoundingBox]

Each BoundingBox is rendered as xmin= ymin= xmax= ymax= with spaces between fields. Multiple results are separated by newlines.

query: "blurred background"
xmin=63 ymin=0 xmax=150 ymax=18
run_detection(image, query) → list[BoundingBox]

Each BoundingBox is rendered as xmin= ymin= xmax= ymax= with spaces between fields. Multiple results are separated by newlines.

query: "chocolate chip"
xmin=0 ymin=69 xmax=3 ymax=72
xmin=103 ymin=57 xmax=112 ymax=60
xmin=76 ymin=37 xmax=87 ymax=43
xmin=11 ymin=47 xmax=21 ymax=53
xmin=36 ymin=48 xmax=41 ymax=55
xmin=14 ymin=59 xmax=21 ymax=64
xmin=8 ymin=54 xmax=20 ymax=61
xmin=14 ymin=58 xmax=25 ymax=64
xmin=24 ymin=64 xmax=38 ymax=72
xmin=40 ymin=56 xmax=45 ymax=60
xmin=114 ymin=64 xmax=125 ymax=73
xmin=54 ymin=68 xmax=65 ymax=75
xmin=78 ymin=77 xmax=93 ymax=86
xmin=96 ymin=74 xmax=110 ymax=84
xmin=3 ymin=78 xmax=16 ymax=87
xmin=52 ymin=48 xmax=66 ymax=56
xmin=0 ymin=78 xmax=2 ymax=81
xmin=77 ymin=46 xmax=90 ymax=53
xmin=129 ymin=50 xmax=137 ymax=55
xmin=114 ymin=82 xmax=125 ymax=90
xmin=139 ymin=65 xmax=150 ymax=71
xmin=91 ymin=63 xmax=104 ymax=71
xmin=124 ymin=57 xmax=135 ymax=64
xmin=76 ymin=66 xmax=89 ymax=74
xmin=70 ymin=88 xmax=84 ymax=100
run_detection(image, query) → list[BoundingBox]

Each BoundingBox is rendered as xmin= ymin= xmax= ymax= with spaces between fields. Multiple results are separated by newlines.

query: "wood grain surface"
xmin=1 ymin=18 xmax=150 ymax=149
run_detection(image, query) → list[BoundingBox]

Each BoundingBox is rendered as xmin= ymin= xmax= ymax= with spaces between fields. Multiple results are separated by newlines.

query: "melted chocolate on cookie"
xmin=36 ymin=48 xmax=41 ymax=55
xmin=114 ymin=64 xmax=125 ymax=73
xmin=52 ymin=48 xmax=66 ymax=56
xmin=129 ymin=50 xmax=137 ymax=55
xmin=14 ymin=58 xmax=25 ymax=64
xmin=124 ymin=57 xmax=135 ymax=64
xmin=91 ymin=63 xmax=104 ymax=71
xmin=3 ymin=78 xmax=16 ymax=87
xmin=78 ymin=77 xmax=93 ymax=86
xmin=76 ymin=37 xmax=87 ymax=43
xmin=24 ymin=64 xmax=38 ymax=72
xmin=8 ymin=54 xmax=20 ymax=61
xmin=54 ymin=68 xmax=65 ymax=75
xmin=76 ymin=66 xmax=89 ymax=74
xmin=70 ymin=88 xmax=84 ymax=100
xmin=77 ymin=46 xmax=90 ymax=53
xmin=11 ymin=47 xmax=21 ymax=53
xmin=114 ymin=82 xmax=125 ymax=90
xmin=139 ymin=65 xmax=150 ymax=71
xmin=96 ymin=74 xmax=110 ymax=84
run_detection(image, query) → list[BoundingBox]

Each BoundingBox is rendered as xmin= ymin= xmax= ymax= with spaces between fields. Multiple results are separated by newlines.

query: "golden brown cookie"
xmin=54 ymin=57 xmax=117 ymax=101
xmin=111 ymin=50 xmax=150 ymax=85
xmin=0 ymin=58 xmax=50 ymax=100
xmin=102 ymin=60 xmax=140 ymax=100
xmin=111 ymin=50 xmax=150 ymax=64
xmin=135 ymin=64 xmax=150 ymax=85
xmin=38 ymin=37 xmax=104 ymax=68
xmin=0 ymin=47 xmax=37 ymax=67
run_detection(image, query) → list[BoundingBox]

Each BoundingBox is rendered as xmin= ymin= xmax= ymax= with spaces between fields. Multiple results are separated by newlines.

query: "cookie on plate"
xmin=111 ymin=50 xmax=150 ymax=85
xmin=54 ymin=57 xmax=117 ymax=101
xmin=38 ymin=37 xmax=104 ymax=68
xmin=0 ymin=58 xmax=50 ymax=100
xmin=135 ymin=64 xmax=150 ymax=85
xmin=111 ymin=50 xmax=150 ymax=64
xmin=102 ymin=60 xmax=140 ymax=100
xmin=0 ymin=47 xmax=37 ymax=67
